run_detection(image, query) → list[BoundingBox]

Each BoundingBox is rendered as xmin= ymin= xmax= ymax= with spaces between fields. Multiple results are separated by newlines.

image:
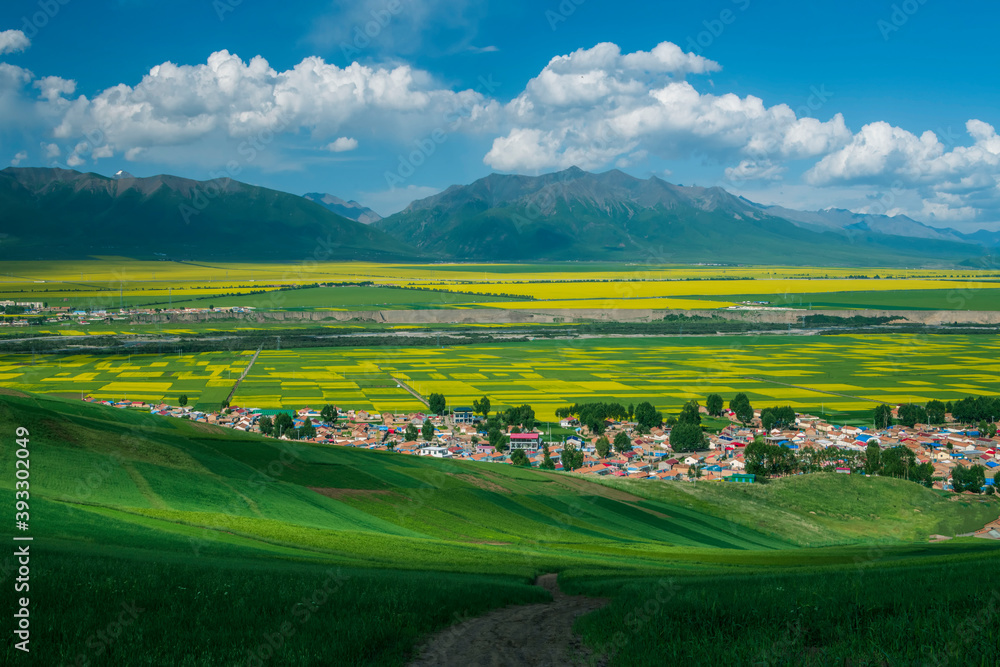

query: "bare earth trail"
xmin=407 ymin=573 xmax=609 ymax=667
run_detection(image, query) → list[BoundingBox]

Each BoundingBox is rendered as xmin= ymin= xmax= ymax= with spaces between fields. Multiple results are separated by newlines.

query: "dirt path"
xmin=407 ymin=573 xmax=609 ymax=667
xmin=388 ymin=374 xmax=430 ymax=408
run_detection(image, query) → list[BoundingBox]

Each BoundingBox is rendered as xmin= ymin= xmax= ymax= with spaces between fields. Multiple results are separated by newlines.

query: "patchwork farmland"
xmin=231 ymin=335 xmax=1000 ymax=419
xmin=0 ymin=350 xmax=253 ymax=409
xmin=5 ymin=334 xmax=992 ymax=418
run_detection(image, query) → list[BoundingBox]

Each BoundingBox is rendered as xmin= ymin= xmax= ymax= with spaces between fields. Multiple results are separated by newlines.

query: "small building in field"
xmin=509 ymin=432 xmax=542 ymax=451
xmin=727 ymin=473 xmax=756 ymax=484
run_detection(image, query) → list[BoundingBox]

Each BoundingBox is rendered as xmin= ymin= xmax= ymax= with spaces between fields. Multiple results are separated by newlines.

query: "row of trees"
xmin=557 ymin=401 xmax=662 ymax=433
xmin=876 ymin=395 xmax=1000 ymax=429
xmin=744 ymin=437 xmax=938 ymax=486
xmin=743 ymin=436 xmax=991 ymax=492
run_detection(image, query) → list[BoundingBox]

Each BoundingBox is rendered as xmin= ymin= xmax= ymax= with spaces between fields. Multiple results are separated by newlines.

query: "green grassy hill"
xmin=2 ymin=389 xmax=998 ymax=665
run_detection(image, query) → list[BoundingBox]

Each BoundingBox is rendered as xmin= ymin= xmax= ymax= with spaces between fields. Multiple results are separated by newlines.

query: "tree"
xmin=925 ymin=400 xmax=946 ymax=424
xmin=258 ymin=415 xmax=273 ymax=436
xmin=299 ymin=417 xmax=316 ymax=439
xmin=897 ymin=403 xmax=928 ymax=428
xmin=669 ymin=422 xmax=705 ymax=453
xmin=627 ymin=403 xmax=635 ymax=421
xmin=873 ymin=404 xmax=894 ymax=429
xmin=729 ymin=393 xmax=753 ymax=426
xmin=595 ymin=436 xmax=611 ymax=459
xmin=428 ymin=393 xmax=446 ymax=415
xmin=678 ymin=400 xmax=701 ymax=426
xmin=178 ymin=394 xmax=188 ymax=406
xmin=561 ymin=443 xmax=584 ymax=471
xmin=880 ymin=446 xmax=917 ymax=479
xmin=273 ymin=413 xmax=293 ymax=437
xmin=761 ymin=411 xmax=776 ymax=432
xmin=472 ymin=396 xmax=491 ymax=420
xmin=421 ymin=420 xmax=435 ymax=441
xmin=405 ymin=423 xmax=419 ymax=441
xmin=633 ymin=401 xmax=662 ymax=430
xmin=760 ymin=406 xmax=797 ymax=432
xmin=864 ymin=441 xmax=881 ymax=475
xmin=504 ymin=404 xmax=536 ymax=430
xmin=706 ymin=393 xmax=724 ymax=417
xmin=320 ymin=404 xmax=338 ymax=423
xmin=510 ymin=449 xmax=530 ymax=467
xmin=613 ymin=431 xmax=631 ymax=453
xmin=540 ymin=443 xmax=556 ymax=470
xmin=689 ymin=464 xmax=703 ymax=482
xmin=952 ymin=464 xmax=986 ymax=493
xmin=488 ymin=427 xmax=507 ymax=452
xmin=743 ymin=436 xmax=770 ymax=478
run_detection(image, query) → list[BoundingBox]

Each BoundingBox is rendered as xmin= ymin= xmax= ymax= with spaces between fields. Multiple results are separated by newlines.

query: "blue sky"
xmin=1 ymin=0 xmax=999 ymax=228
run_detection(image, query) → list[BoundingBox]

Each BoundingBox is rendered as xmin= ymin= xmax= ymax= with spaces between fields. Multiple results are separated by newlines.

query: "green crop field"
xmin=5 ymin=333 xmax=1000 ymax=419
xmin=686 ymin=288 xmax=1000 ymax=310
xmin=161 ymin=285 xmax=519 ymax=311
xmin=5 ymin=258 xmax=1000 ymax=311
xmin=0 ymin=351 xmax=251 ymax=409
xmin=1 ymin=390 xmax=997 ymax=665
xmin=225 ymin=334 xmax=1000 ymax=419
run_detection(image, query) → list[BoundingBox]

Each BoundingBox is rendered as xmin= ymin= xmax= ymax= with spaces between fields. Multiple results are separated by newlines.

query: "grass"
xmin=564 ymin=547 xmax=1000 ymax=666
xmin=1 ymin=390 xmax=998 ymax=664
xmin=6 ymin=537 xmax=549 ymax=667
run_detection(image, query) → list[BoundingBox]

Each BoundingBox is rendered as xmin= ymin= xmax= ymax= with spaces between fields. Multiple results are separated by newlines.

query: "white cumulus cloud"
xmin=325 ymin=137 xmax=358 ymax=152
xmin=0 ymin=30 xmax=30 ymax=55
xmin=47 ymin=50 xmax=497 ymax=164
xmin=485 ymin=41 xmax=850 ymax=173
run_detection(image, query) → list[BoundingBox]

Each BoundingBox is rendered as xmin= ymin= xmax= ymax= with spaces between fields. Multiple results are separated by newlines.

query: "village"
xmin=0 ymin=302 xmax=255 ymax=326
xmin=84 ymin=395 xmax=1000 ymax=498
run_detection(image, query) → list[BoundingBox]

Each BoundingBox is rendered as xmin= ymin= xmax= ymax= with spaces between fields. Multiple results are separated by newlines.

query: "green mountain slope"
xmin=2 ymin=389 xmax=998 ymax=665
xmin=376 ymin=167 xmax=982 ymax=265
xmin=0 ymin=167 xmax=415 ymax=261
xmin=2 ymin=388 xmax=994 ymax=569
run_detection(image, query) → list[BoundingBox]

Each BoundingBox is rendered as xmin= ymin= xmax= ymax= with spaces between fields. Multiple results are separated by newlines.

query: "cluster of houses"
xmin=85 ymin=397 xmax=999 ymax=494
xmin=1 ymin=304 xmax=257 ymax=327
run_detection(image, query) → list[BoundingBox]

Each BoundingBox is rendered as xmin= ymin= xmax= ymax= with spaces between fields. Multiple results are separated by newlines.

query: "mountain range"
xmin=0 ymin=168 xmax=411 ymax=261
xmin=303 ymin=192 xmax=382 ymax=224
xmin=1 ymin=166 xmax=997 ymax=265
xmin=374 ymin=167 xmax=994 ymax=265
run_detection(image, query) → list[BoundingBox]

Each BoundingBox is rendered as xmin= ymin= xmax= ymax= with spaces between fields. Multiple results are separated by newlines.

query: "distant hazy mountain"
xmin=747 ymin=203 xmax=969 ymax=244
xmin=375 ymin=167 xmax=988 ymax=265
xmin=0 ymin=168 xmax=413 ymax=261
xmin=112 ymin=169 xmax=135 ymax=180
xmin=303 ymin=193 xmax=382 ymax=224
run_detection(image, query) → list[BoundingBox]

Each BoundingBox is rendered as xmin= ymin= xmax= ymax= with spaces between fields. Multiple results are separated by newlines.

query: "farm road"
xmin=407 ymin=573 xmax=608 ymax=667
